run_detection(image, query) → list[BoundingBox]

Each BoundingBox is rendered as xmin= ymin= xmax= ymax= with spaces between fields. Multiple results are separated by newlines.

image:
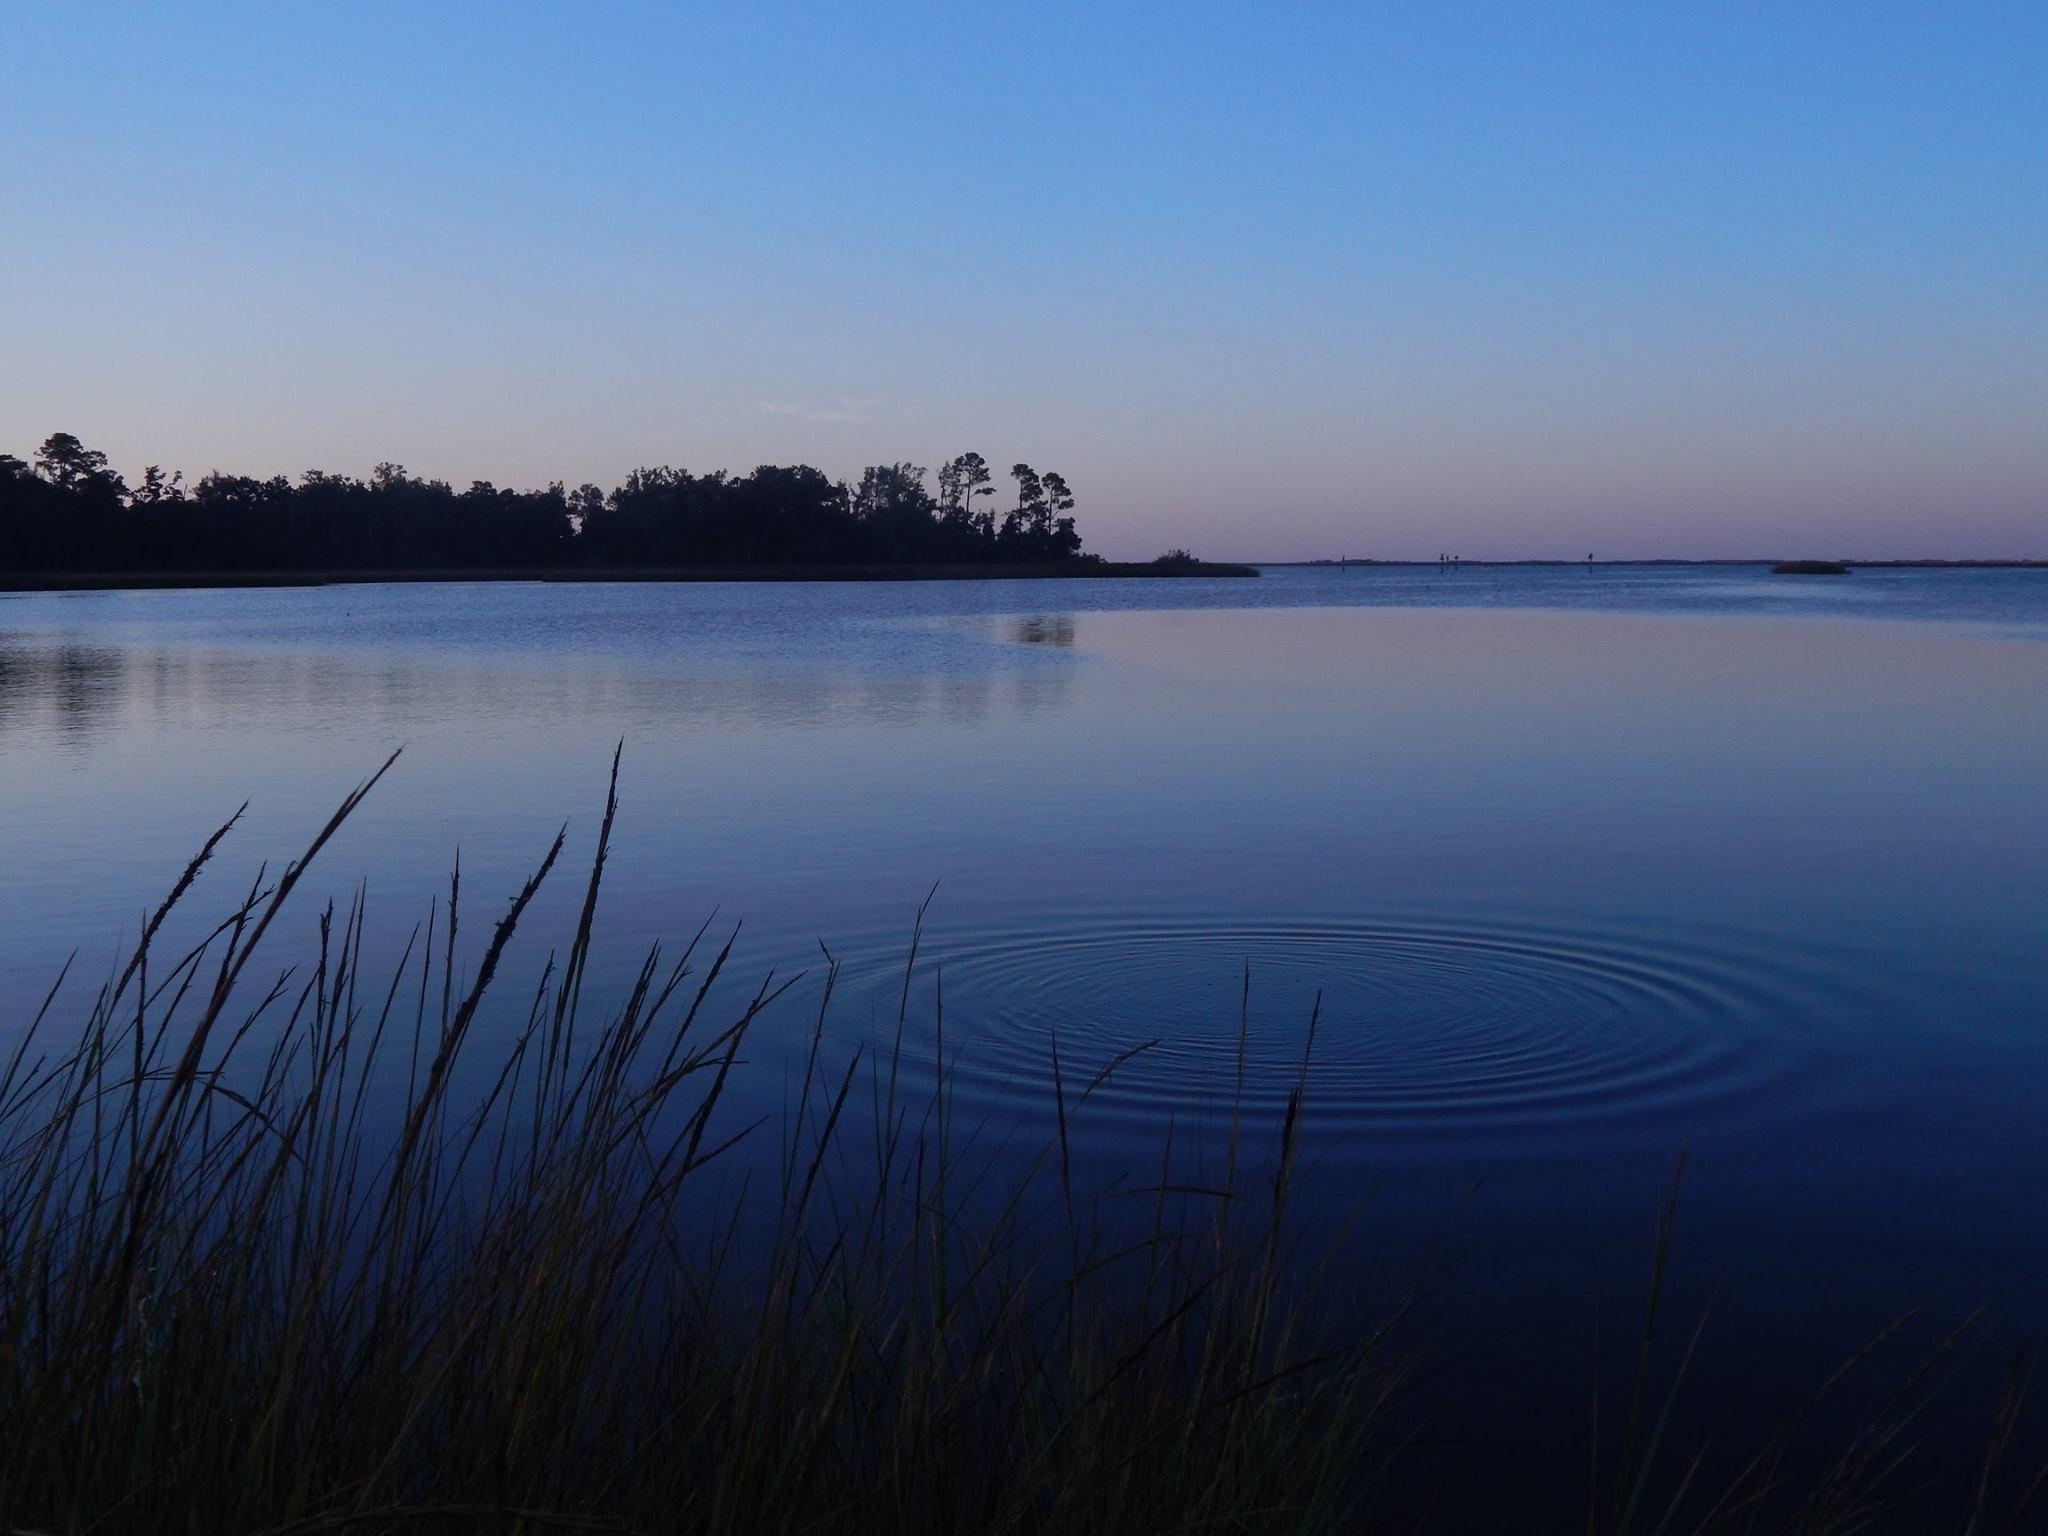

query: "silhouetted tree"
xmin=1042 ymin=470 xmax=1081 ymax=557
xmin=130 ymin=465 xmax=184 ymax=506
xmin=34 ymin=433 xmax=125 ymax=498
xmin=569 ymin=483 xmax=605 ymax=533
xmin=25 ymin=434 xmax=128 ymax=567
xmin=1002 ymin=464 xmax=1044 ymax=549
xmin=936 ymin=458 xmax=965 ymax=524
xmin=853 ymin=463 xmax=943 ymax=559
xmin=938 ymin=452 xmax=997 ymax=547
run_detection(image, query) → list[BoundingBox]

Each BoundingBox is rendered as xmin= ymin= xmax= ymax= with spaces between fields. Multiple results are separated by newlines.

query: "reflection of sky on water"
xmin=4 ymin=565 xmax=2045 ymax=659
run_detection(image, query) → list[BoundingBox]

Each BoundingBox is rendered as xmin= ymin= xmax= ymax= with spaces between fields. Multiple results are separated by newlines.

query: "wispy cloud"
xmin=751 ymin=399 xmax=881 ymax=425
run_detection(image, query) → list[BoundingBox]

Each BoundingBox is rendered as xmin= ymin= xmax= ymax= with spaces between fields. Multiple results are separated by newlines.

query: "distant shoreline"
xmin=1269 ymin=558 xmax=2048 ymax=569
xmin=1 ymin=560 xmax=1261 ymax=594
xmin=8 ymin=559 xmax=2042 ymax=596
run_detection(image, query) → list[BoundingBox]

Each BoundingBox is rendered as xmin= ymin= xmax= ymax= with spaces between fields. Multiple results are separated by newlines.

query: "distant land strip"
xmin=6 ymin=433 xmax=1253 ymax=587
xmin=1 ymin=560 xmax=1260 ymax=594
xmin=1274 ymin=558 xmax=2048 ymax=569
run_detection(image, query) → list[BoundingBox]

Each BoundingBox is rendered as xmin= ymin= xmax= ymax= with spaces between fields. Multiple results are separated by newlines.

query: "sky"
xmin=2 ymin=2 xmax=2044 ymax=560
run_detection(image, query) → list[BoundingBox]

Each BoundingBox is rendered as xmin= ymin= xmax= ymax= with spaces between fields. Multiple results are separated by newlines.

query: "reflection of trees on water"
xmin=1009 ymin=615 xmax=1077 ymax=647
xmin=1005 ymin=616 xmax=1077 ymax=718
xmin=613 ymin=661 xmax=1068 ymax=729
xmin=0 ymin=636 xmax=1077 ymax=749
xmin=0 ymin=643 xmax=129 ymax=751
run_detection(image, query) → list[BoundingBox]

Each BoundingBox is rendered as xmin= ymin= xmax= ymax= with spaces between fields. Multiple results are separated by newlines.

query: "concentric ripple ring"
xmin=837 ymin=916 xmax=1846 ymax=1146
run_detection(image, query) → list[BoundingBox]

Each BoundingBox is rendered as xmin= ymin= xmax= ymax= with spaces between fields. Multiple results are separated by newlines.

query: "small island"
xmin=1771 ymin=559 xmax=1853 ymax=575
xmin=0 ymin=434 xmax=1253 ymax=590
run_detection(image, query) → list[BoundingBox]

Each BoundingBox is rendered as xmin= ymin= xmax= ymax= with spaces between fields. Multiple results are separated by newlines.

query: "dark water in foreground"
xmin=3 ymin=563 xmax=2045 ymax=1510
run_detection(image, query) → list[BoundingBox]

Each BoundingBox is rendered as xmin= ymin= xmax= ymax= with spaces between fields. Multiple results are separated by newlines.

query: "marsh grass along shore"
xmin=1 ymin=756 xmax=2043 ymax=1534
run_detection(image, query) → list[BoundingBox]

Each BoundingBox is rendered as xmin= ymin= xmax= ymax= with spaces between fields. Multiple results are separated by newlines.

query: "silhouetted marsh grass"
xmin=1 ymin=753 xmax=2041 ymax=1534
xmin=0 ymin=750 xmax=1398 ymax=1535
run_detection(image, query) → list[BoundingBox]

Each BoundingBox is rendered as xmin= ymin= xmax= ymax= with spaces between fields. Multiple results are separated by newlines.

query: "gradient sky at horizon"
xmin=3 ymin=2 xmax=2044 ymax=560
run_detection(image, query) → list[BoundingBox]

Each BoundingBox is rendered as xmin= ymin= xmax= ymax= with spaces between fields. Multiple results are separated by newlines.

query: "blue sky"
xmin=3 ymin=2 xmax=2043 ymax=558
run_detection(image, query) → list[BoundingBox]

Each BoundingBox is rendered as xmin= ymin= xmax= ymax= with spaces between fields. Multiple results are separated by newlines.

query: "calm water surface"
xmin=3 ymin=564 xmax=2045 ymax=1498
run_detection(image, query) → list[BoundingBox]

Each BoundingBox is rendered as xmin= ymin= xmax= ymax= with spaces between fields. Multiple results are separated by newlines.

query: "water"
xmin=3 ymin=563 xmax=2046 ymax=1506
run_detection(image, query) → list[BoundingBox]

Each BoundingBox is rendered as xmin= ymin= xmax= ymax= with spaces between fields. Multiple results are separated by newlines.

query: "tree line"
xmin=0 ymin=435 xmax=1094 ymax=574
